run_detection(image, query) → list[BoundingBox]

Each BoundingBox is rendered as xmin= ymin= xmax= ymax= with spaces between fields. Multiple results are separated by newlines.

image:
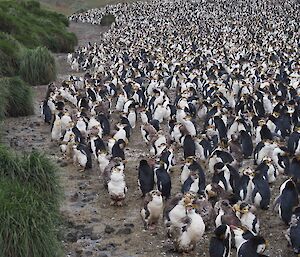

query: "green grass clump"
xmin=0 ymin=77 xmax=34 ymax=117
xmin=0 ymin=178 xmax=62 ymax=257
xmin=20 ymin=46 xmax=56 ymax=85
xmin=0 ymin=0 xmax=77 ymax=52
xmin=100 ymin=14 xmax=116 ymax=26
xmin=0 ymin=32 xmax=24 ymax=77
xmin=0 ymin=146 xmax=61 ymax=207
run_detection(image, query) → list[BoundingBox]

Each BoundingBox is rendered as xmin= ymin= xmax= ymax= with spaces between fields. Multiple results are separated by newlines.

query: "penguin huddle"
xmin=40 ymin=0 xmax=300 ymax=255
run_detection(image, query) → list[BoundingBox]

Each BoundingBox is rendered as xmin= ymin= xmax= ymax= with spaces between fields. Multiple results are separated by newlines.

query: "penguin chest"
xmin=147 ymin=198 xmax=163 ymax=219
xmin=128 ymin=112 xmax=136 ymax=128
xmin=108 ymin=174 xmax=126 ymax=198
xmin=181 ymin=165 xmax=190 ymax=184
xmin=75 ymin=150 xmax=87 ymax=167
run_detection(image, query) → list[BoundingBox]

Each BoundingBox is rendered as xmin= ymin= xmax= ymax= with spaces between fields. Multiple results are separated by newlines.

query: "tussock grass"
xmin=20 ymin=46 xmax=56 ymax=85
xmin=100 ymin=14 xmax=116 ymax=26
xmin=0 ymin=146 xmax=61 ymax=207
xmin=0 ymin=77 xmax=34 ymax=117
xmin=0 ymin=178 xmax=62 ymax=257
xmin=0 ymin=0 xmax=77 ymax=52
xmin=0 ymin=32 xmax=23 ymax=77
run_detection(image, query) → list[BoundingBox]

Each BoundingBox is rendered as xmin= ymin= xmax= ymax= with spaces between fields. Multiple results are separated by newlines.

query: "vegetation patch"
xmin=0 ymin=0 xmax=77 ymax=52
xmin=0 ymin=178 xmax=62 ymax=257
xmin=100 ymin=14 xmax=116 ymax=26
xmin=0 ymin=77 xmax=34 ymax=118
xmin=20 ymin=46 xmax=57 ymax=85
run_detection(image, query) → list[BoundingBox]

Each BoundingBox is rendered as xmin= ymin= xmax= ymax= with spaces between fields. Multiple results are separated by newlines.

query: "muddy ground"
xmin=1 ymin=21 xmax=296 ymax=257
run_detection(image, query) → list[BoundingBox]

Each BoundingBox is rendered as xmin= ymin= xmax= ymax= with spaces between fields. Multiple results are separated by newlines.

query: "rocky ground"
xmin=1 ymin=21 xmax=296 ymax=257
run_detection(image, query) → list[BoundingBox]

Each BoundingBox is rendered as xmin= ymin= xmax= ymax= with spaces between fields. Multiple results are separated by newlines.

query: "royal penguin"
xmin=252 ymin=169 xmax=270 ymax=210
xmin=107 ymin=166 xmax=127 ymax=206
xmin=209 ymin=224 xmax=231 ymax=257
xmin=140 ymin=190 xmax=163 ymax=230
xmin=255 ymin=157 xmax=278 ymax=184
xmin=164 ymin=193 xmax=190 ymax=237
xmin=138 ymin=159 xmax=155 ymax=197
xmin=154 ymin=161 xmax=171 ymax=199
xmin=73 ymin=143 xmax=92 ymax=171
xmin=159 ymin=145 xmax=175 ymax=173
xmin=97 ymin=150 xmax=110 ymax=174
xmin=240 ymin=130 xmax=253 ymax=159
xmin=237 ymin=236 xmax=268 ymax=257
xmin=41 ymin=100 xmax=52 ymax=124
xmin=175 ymin=202 xmax=205 ymax=253
xmin=112 ymin=139 xmax=126 ymax=160
xmin=183 ymin=135 xmax=196 ymax=159
xmin=234 ymin=202 xmax=260 ymax=234
xmin=290 ymin=155 xmax=300 ymax=179
xmin=181 ymin=170 xmax=200 ymax=194
xmin=286 ymin=209 xmax=300 ymax=255
xmin=274 ymin=178 xmax=299 ymax=225
xmin=51 ymin=113 xmax=62 ymax=141
xmin=214 ymin=200 xmax=241 ymax=228
xmin=127 ymin=107 xmax=137 ymax=128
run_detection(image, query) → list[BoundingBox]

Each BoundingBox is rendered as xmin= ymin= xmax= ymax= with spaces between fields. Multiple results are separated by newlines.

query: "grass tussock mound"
xmin=20 ymin=46 xmax=56 ymax=85
xmin=0 ymin=179 xmax=62 ymax=257
xmin=0 ymin=32 xmax=23 ymax=77
xmin=0 ymin=77 xmax=34 ymax=118
xmin=0 ymin=146 xmax=61 ymax=207
xmin=100 ymin=14 xmax=116 ymax=26
xmin=0 ymin=0 xmax=77 ymax=52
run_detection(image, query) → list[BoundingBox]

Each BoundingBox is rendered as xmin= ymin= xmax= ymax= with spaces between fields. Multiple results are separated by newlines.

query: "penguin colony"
xmin=42 ymin=0 xmax=300 ymax=255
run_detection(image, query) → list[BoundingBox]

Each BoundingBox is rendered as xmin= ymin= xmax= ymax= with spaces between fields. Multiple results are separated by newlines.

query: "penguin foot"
xmin=116 ymin=200 xmax=124 ymax=206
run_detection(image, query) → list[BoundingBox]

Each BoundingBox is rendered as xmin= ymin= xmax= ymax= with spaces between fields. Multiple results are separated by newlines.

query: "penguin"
xmin=41 ymin=100 xmax=52 ymax=124
xmin=155 ymin=162 xmax=171 ymax=199
xmin=159 ymin=146 xmax=175 ymax=173
xmin=127 ymin=107 xmax=137 ymax=128
xmin=88 ymin=135 xmax=106 ymax=158
xmin=274 ymin=178 xmax=299 ymax=225
xmin=107 ymin=166 xmax=127 ymax=206
xmin=112 ymin=139 xmax=126 ymax=160
xmin=214 ymin=200 xmax=241 ymax=227
xmin=209 ymin=224 xmax=231 ymax=257
xmin=51 ymin=114 xmax=62 ymax=141
xmin=97 ymin=150 xmax=109 ymax=174
xmin=286 ymin=211 xmax=300 ymax=255
xmin=234 ymin=202 xmax=260 ymax=235
xmin=138 ymin=159 xmax=155 ymax=197
xmin=255 ymin=157 xmax=278 ymax=184
xmin=240 ymin=130 xmax=253 ymax=158
xmin=164 ymin=193 xmax=191 ymax=237
xmin=73 ymin=143 xmax=92 ymax=170
xmin=97 ymin=113 xmax=110 ymax=135
xmin=183 ymin=135 xmax=196 ymax=159
xmin=140 ymin=190 xmax=163 ymax=230
xmin=175 ymin=202 xmax=205 ymax=253
xmin=181 ymin=171 xmax=200 ymax=194
xmin=237 ymin=236 xmax=268 ymax=257
xmin=252 ymin=169 xmax=270 ymax=210
xmin=290 ymin=155 xmax=300 ymax=179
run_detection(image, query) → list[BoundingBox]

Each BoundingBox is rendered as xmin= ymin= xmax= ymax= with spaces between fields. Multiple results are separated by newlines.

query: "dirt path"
xmin=1 ymin=21 xmax=295 ymax=257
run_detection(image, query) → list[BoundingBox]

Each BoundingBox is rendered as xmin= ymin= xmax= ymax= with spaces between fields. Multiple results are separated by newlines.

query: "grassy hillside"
xmin=0 ymin=0 xmax=77 ymax=52
xmin=39 ymin=0 xmax=138 ymax=15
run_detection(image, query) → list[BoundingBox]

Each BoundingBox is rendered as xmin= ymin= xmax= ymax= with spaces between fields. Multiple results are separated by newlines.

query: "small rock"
xmin=60 ymin=161 xmax=68 ymax=167
xmin=104 ymin=225 xmax=115 ymax=234
xmin=97 ymin=253 xmax=109 ymax=257
xmin=124 ymin=223 xmax=134 ymax=228
xmin=116 ymin=227 xmax=132 ymax=235
xmin=84 ymin=251 xmax=93 ymax=256
xmin=65 ymin=230 xmax=78 ymax=242
xmin=91 ymin=233 xmax=101 ymax=240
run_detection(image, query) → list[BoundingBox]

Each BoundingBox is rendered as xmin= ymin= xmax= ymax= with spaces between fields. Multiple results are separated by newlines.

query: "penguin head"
xmin=252 ymin=236 xmax=267 ymax=254
xmin=214 ymin=224 xmax=231 ymax=240
xmin=214 ymin=162 xmax=225 ymax=173
xmin=139 ymin=159 xmax=149 ymax=167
